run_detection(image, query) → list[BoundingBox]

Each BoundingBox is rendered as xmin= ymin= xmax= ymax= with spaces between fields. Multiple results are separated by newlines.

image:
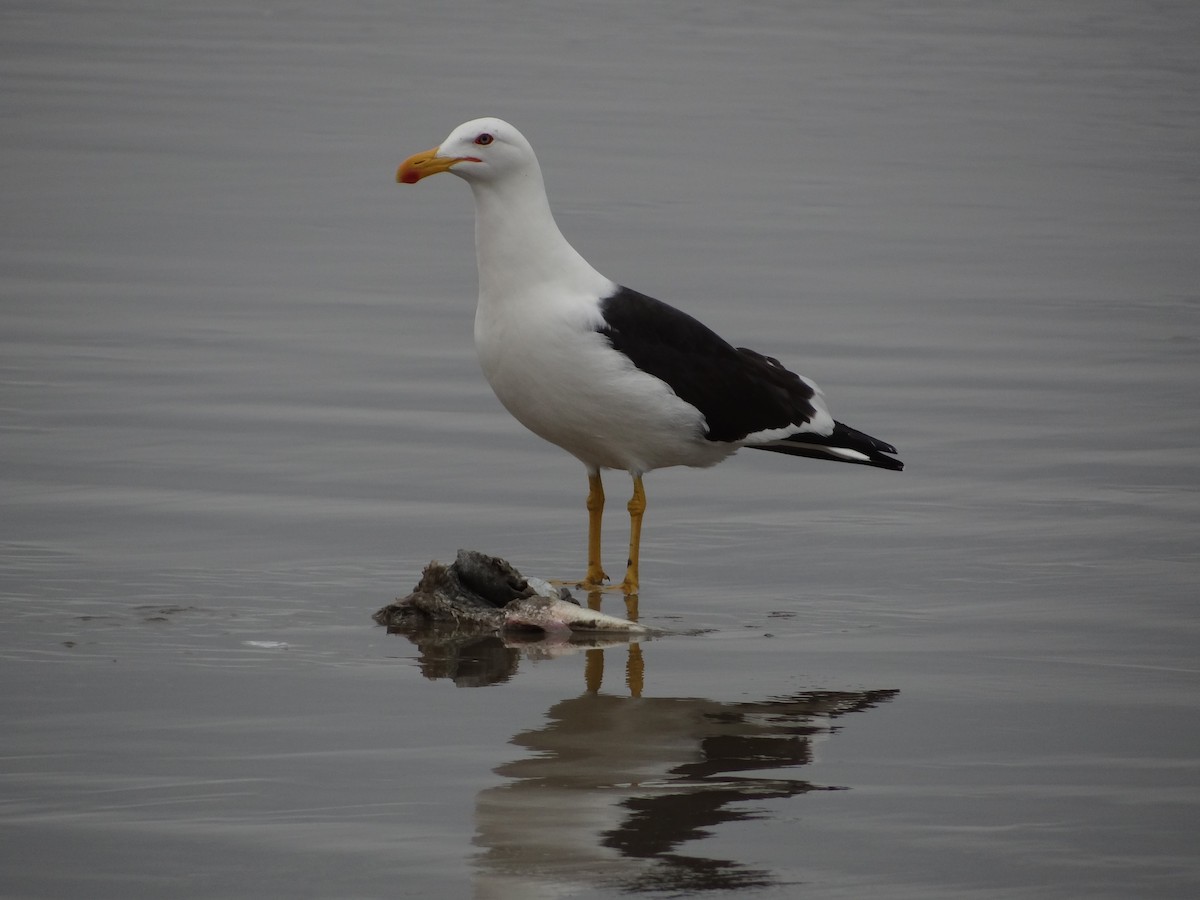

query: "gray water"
xmin=3 ymin=2 xmax=1198 ymax=898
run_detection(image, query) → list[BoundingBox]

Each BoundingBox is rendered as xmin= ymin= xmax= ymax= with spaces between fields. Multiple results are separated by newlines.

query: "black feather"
xmin=752 ymin=421 xmax=904 ymax=471
xmin=597 ymin=286 xmax=818 ymax=442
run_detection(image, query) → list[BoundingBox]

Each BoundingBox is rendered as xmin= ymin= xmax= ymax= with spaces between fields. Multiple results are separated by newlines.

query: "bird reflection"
xmin=474 ymin=684 xmax=896 ymax=896
xmin=383 ymin=623 xmax=896 ymax=896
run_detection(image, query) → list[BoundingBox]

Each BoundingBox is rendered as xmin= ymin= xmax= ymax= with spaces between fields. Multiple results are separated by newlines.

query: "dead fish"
xmin=504 ymin=595 xmax=648 ymax=635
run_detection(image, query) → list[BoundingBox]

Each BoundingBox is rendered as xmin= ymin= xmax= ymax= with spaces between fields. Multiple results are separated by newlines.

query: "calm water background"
xmin=3 ymin=1 xmax=1198 ymax=898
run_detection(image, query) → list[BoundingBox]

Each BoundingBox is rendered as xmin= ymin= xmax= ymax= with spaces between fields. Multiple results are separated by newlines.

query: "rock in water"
xmin=374 ymin=551 xmax=648 ymax=635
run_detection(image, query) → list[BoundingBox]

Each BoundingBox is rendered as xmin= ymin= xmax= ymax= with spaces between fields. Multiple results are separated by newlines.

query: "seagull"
xmin=397 ymin=117 xmax=902 ymax=595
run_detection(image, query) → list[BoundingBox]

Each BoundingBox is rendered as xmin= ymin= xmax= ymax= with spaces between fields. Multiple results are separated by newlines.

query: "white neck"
xmin=466 ymin=167 xmax=610 ymax=304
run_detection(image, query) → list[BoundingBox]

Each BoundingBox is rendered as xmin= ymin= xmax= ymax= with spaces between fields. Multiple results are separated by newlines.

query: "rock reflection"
xmin=473 ymin=648 xmax=897 ymax=897
xmin=388 ymin=623 xmax=641 ymax=688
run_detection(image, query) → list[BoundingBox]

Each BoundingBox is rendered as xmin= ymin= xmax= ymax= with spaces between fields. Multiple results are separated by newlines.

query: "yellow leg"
xmin=620 ymin=474 xmax=646 ymax=595
xmin=583 ymin=471 xmax=609 ymax=587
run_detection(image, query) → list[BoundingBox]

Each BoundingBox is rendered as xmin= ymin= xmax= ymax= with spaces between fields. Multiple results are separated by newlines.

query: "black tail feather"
xmin=750 ymin=421 xmax=903 ymax=471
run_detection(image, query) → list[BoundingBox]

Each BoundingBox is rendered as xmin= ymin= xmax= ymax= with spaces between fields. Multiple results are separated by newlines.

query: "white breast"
xmin=474 ymin=285 xmax=733 ymax=475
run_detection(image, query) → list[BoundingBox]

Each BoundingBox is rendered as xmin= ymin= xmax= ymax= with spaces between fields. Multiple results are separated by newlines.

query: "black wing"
xmin=597 ymin=286 xmax=903 ymax=471
xmin=597 ymin=286 xmax=819 ymax=443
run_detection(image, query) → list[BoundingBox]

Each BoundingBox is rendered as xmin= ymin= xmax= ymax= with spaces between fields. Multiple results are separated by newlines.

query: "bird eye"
xmin=474 ymin=133 xmax=494 ymax=146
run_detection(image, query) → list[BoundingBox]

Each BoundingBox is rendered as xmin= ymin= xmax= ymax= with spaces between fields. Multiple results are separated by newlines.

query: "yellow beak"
xmin=396 ymin=147 xmax=474 ymax=184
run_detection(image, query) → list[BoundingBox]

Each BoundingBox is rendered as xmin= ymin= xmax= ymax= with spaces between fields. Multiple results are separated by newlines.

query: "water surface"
xmin=3 ymin=2 xmax=1198 ymax=898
